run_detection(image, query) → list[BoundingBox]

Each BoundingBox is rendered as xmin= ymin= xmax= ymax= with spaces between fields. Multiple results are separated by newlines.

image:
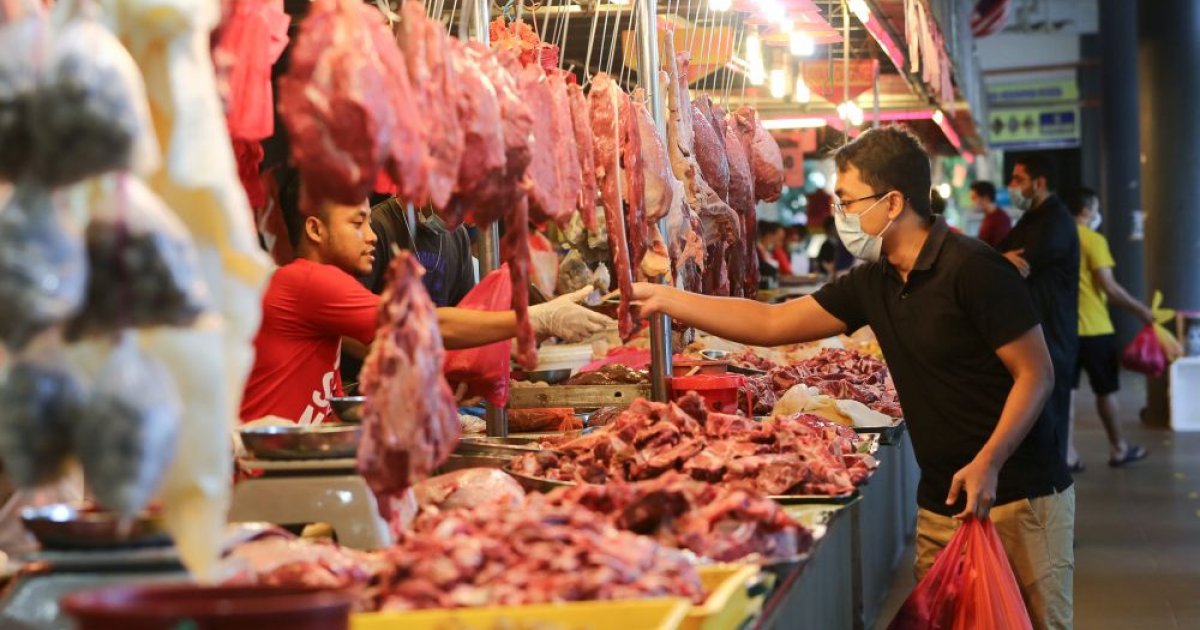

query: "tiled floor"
xmin=872 ymin=375 xmax=1200 ymax=630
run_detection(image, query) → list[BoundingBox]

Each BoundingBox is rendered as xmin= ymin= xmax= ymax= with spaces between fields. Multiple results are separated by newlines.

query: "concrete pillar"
xmin=1138 ymin=0 xmax=1200 ymax=427
xmin=1097 ymin=0 xmax=1145 ymax=346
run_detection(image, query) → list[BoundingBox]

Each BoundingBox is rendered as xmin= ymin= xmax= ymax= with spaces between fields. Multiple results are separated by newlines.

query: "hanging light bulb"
xmin=769 ymin=68 xmax=788 ymax=99
xmin=789 ymin=32 xmax=815 ymax=57
xmin=709 ymin=0 xmax=732 ymax=12
xmin=793 ymin=76 xmax=811 ymax=103
xmin=839 ymin=101 xmax=864 ymax=126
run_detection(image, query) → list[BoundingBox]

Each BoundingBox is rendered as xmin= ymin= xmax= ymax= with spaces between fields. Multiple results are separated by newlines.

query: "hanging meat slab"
xmin=503 ymin=196 xmax=537 ymax=370
xmin=467 ymin=47 xmax=533 ymax=226
xmin=358 ymin=252 xmax=461 ymax=537
xmin=567 ymin=83 xmax=599 ymax=232
xmin=444 ymin=39 xmax=505 ymax=229
xmin=590 ymin=73 xmax=635 ymax=339
xmin=724 ymin=118 xmax=758 ymax=298
xmin=548 ymin=70 xmax=582 ymax=226
xmin=691 ymin=98 xmax=729 ymax=202
xmin=618 ymin=89 xmax=647 ymax=275
xmin=370 ymin=6 xmax=429 ymax=208
xmin=734 ymin=106 xmax=785 ymax=202
xmin=518 ymin=65 xmax=567 ymax=225
xmin=277 ymin=0 xmax=389 ymax=207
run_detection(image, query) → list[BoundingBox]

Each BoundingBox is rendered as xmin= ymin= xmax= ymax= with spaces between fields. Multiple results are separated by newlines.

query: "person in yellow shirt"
xmin=1067 ymin=188 xmax=1155 ymax=471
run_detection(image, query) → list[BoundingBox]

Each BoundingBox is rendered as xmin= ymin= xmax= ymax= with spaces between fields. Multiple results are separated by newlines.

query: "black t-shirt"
xmin=999 ymin=194 xmax=1080 ymax=378
xmin=363 ymin=198 xmax=476 ymax=306
xmin=813 ymin=217 xmax=1072 ymax=515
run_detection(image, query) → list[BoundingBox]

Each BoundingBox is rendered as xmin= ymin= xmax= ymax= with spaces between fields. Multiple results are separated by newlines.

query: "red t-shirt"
xmin=977 ymin=208 xmax=1013 ymax=250
xmin=239 ymin=259 xmax=379 ymax=425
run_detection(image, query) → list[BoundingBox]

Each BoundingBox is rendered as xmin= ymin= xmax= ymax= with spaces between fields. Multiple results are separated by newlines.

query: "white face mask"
xmin=1008 ymin=186 xmax=1033 ymax=211
xmin=834 ymin=193 xmax=895 ymax=263
xmin=1088 ymin=210 xmax=1102 ymax=231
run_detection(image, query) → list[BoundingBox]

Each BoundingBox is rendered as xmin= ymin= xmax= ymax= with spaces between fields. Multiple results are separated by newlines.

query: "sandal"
xmin=1109 ymin=445 xmax=1149 ymax=468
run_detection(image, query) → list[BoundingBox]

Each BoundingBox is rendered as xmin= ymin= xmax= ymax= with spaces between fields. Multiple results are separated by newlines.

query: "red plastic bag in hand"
xmin=1122 ymin=324 xmax=1169 ymax=377
xmin=890 ymin=517 xmax=1033 ymax=630
xmin=443 ymin=266 xmax=513 ymax=406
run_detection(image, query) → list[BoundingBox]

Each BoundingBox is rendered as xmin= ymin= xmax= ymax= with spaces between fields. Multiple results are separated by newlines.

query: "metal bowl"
xmin=239 ymin=424 xmax=362 ymax=460
xmin=22 ymin=504 xmax=171 ymax=550
xmin=328 ymin=396 xmax=366 ymax=423
xmin=518 ymin=369 xmax=573 ymax=385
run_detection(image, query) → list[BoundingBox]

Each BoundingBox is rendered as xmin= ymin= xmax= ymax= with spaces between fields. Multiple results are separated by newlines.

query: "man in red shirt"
xmin=241 ymin=181 xmax=612 ymax=425
xmin=971 ymin=181 xmax=1012 ymax=249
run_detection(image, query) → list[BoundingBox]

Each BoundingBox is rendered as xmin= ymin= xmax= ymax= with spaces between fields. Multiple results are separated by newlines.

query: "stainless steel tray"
xmin=239 ymin=424 xmax=361 ymax=460
xmin=507 ymin=384 xmax=651 ymax=410
xmin=855 ymin=419 xmax=906 ymax=445
xmin=22 ymin=504 xmax=171 ymax=550
xmin=502 ymin=465 xmax=861 ymax=505
xmin=455 ymin=436 xmax=565 ymax=459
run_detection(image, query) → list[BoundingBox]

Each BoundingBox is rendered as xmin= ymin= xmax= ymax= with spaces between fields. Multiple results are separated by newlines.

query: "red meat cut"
xmin=734 ymin=106 xmax=784 ymax=202
xmin=568 ymin=83 xmax=599 ymax=231
xmin=590 ymin=73 xmax=635 ymax=339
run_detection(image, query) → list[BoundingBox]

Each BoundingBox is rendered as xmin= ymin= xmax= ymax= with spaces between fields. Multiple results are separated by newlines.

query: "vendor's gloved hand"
xmin=529 ymin=286 xmax=615 ymax=342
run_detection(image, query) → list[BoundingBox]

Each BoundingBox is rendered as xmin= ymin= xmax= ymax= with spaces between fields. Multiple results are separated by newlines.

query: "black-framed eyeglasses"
xmin=833 ymin=192 xmax=889 ymax=217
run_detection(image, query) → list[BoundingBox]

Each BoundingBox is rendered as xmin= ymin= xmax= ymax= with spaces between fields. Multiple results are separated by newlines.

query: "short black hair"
xmin=834 ymin=126 xmax=932 ymax=219
xmin=970 ymin=181 xmax=996 ymax=202
xmin=277 ymin=167 xmax=304 ymax=249
xmin=757 ymin=220 xmax=783 ymax=237
xmin=929 ymin=188 xmax=946 ymax=215
xmin=1014 ymin=153 xmax=1057 ymax=188
xmin=1066 ymin=187 xmax=1098 ymax=217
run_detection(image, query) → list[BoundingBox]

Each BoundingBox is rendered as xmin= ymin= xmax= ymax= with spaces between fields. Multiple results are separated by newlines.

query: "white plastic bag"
xmin=30 ymin=0 xmax=158 ymax=186
xmin=0 ymin=338 xmax=86 ymax=488
xmin=66 ymin=174 xmax=208 ymax=338
xmin=74 ymin=335 xmax=181 ymax=516
xmin=0 ymin=185 xmax=87 ymax=350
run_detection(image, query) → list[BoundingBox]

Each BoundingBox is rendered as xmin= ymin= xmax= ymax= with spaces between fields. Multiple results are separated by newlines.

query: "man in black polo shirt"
xmin=1002 ymin=155 xmax=1081 ymax=468
xmin=633 ymin=127 xmax=1074 ymax=629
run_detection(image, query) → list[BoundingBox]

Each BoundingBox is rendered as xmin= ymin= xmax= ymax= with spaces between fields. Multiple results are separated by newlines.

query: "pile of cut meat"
xmin=225 ymin=497 xmax=704 ymax=611
xmin=543 ymin=472 xmax=811 ymax=562
xmin=766 ymin=349 xmax=903 ymax=418
xmin=511 ymin=394 xmax=876 ymax=496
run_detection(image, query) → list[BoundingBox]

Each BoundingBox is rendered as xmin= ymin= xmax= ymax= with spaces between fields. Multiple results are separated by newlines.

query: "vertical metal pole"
xmin=470 ymin=0 xmax=508 ymax=437
xmin=636 ymin=0 xmax=673 ymax=402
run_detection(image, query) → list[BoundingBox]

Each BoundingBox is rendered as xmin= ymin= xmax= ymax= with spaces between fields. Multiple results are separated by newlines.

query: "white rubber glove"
xmin=528 ymin=286 xmax=616 ymax=342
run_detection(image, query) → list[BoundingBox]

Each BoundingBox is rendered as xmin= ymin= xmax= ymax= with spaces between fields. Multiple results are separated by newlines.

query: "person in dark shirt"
xmin=971 ymin=180 xmax=1012 ymax=249
xmin=757 ymin=221 xmax=790 ymax=278
xmin=817 ymin=215 xmax=855 ymax=277
xmin=633 ymin=127 xmax=1074 ymax=628
xmin=1001 ymin=155 xmax=1081 ymax=468
xmin=362 ymin=198 xmax=476 ymax=307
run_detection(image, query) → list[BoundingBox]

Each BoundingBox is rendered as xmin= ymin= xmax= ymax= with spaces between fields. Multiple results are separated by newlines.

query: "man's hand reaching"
xmin=1004 ymin=249 xmax=1030 ymax=278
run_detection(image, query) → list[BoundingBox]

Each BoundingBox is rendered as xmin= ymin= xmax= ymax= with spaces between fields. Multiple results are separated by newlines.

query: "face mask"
xmin=1088 ymin=211 xmax=1103 ymax=231
xmin=1008 ymin=186 xmax=1032 ymax=211
xmin=419 ymin=210 xmax=447 ymax=234
xmin=834 ymin=194 xmax=895 ymax=263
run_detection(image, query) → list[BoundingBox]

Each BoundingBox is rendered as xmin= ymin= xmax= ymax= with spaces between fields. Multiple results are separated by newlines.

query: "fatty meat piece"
xmin=633 ymin=91 xmax=674 ymax=224
xmin=358 ymin=252 xmax=461 ymax=535
xmin=0 ymin=354 xmax=86 ymax=488
xmin=0 ymin=186 xmax=87 ymax=351
xmin=412 ymin=468 xmax=526 ymax=514
xmin=277 ymin=0 xmax=390 ymax=206
xmin=75 ymin=339 xmax=181 ymax=517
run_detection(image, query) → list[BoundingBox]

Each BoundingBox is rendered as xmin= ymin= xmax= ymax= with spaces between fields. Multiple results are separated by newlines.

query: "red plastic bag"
xmin=1122 ymin=324 xmax=1169 ymax=377
xmin=889 ymin=517 xmax=1032 ymax=630
xmin=443 ymin=266 xmax=513 ymax=406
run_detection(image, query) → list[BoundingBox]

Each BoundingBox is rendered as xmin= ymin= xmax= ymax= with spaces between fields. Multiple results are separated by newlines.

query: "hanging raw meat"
xmin=568 ymin=83 xmax=599 ymax=231
xmin=517 ymin=64 xmax=567 ymax=225
xmin=549 ymin=70 xmax=582 ymax=224
xmin=372 ymin=4 xmax=431 ymax=208
xmin=503 ymin=197 xmax=537 ymax=369
xmin=359 ymin=252 xmax=461 ymax=536
xmin=489 ymin=16 xmax=560 ymax=73
xmin=445 ymin=39 xmax=505 ymax=228
xmin=467 ymin=47 xmax=533 ymax=226
xmin=724 ymin=118 xmax=758 ymax=298
xmin=734 ymin=106 xmax=785 ymax=202
xmin=691 ymin=98 xmax=729 ymax=202
xmin=397 ymin=0 xmax=464 ymax=210
xmin=277 ymin=0 xmax=390 ymax=207
xmin=218 ymin=0 xmax=289 ymax=141
xmin=632 ymin=89 xmax=674 ymax=281
xmin=618 ymin=90 xmax=647 ymax=275
xmin=590 ymin=73 xmax=635 ymax=339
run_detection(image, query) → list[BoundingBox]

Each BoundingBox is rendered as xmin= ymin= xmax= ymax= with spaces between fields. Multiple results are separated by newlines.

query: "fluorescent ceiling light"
xmin=709 ymin=0 xmax=732 ymax=11
xmin=769 ymin=68 xmax=788 ymax=99
xmin=848 ymin=0 xmax=871 ymax=24
xmin=793 ymin=76 xmax=811 ymax=103
xmin=762 ymin=117 xmax=828 ymax=130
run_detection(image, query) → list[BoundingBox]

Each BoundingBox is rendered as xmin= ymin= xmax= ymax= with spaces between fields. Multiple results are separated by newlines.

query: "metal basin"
xmin=239 ymin=424 xmax=361 ymax=460
xmin=22 ymin=504 xmax=171 ymax=550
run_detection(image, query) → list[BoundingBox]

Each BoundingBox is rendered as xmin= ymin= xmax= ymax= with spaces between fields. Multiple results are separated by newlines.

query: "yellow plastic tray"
xmin=351 ymin=597 xmax=691 ymax=630
xmin=685 ymin=564 xmax=763 ymax=630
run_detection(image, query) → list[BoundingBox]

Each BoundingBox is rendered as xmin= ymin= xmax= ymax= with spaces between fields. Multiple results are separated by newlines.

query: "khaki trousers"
xmin=915 ymin=486 xmax=1075 ymax=630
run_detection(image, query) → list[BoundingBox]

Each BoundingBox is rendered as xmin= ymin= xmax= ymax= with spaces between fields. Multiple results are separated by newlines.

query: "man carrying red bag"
xmin=633 ymin=127 xmax=1074 ymax=629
